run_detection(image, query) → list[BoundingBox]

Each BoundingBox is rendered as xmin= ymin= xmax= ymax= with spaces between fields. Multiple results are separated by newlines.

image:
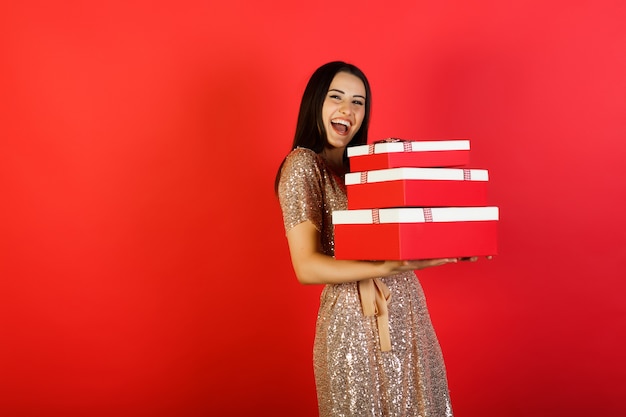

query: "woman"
xmin=276 ymin=61 xmax=456 ymax=417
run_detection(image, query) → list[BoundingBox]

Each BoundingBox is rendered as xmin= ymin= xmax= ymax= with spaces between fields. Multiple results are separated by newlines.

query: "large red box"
xmin=332 ymin=207 xmax=499 ymax=260
xmin=345 ymin=167 xmax=489 ymax=209
xmin=347 ymin=139 xmax=470 ymax=171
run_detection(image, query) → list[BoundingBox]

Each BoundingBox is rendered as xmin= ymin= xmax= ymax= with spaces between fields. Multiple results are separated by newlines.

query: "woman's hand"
xmin=382 ymin=256 xmax=494 ymax=274
xmin=382 ymin=258 xmax=458 ymax=274
xmin=459 ymin=256 xmax=493 ymax=262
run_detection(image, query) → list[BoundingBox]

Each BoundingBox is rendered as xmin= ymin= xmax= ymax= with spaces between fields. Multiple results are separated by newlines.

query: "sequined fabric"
xmin=278 ymin=148 xmax=453 ymax=417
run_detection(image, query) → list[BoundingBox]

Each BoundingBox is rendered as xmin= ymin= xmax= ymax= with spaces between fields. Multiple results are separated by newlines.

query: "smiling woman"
xmin=323 ymin=72 xmax=366 ymax=144
xmin=320 ymin=72 xmax=367 ymax=175
xmin=274 ymin=61 xmax=458 ymax=417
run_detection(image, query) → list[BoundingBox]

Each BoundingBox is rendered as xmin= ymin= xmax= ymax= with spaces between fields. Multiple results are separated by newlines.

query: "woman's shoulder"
xmin=279 ymin=147 xmax=326 ymax=189
xmin=285 ymin=147 xmax=319 ymax=162
xmin=283 ymin=147 xmax=322 ymax=170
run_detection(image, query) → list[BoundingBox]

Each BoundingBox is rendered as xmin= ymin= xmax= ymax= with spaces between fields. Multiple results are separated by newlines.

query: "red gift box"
xmin=332 ymin=207 xmax=498 ymax=260
xmin=347 ymin=139 xmax=470 ymax=171
xmin=345 ymin=167 xmax=489 ymax=209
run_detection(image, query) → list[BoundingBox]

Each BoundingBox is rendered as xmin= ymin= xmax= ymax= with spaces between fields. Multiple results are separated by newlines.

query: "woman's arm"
xmin=286 ymin=220 xmax=459 ymax=285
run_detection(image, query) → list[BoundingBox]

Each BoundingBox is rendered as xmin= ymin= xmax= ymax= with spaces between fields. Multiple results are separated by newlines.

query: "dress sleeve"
xmin=278 ymin=148 xmax=324 ymax=233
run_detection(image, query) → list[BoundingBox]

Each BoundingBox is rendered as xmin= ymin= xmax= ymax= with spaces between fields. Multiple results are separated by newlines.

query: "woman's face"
xmin=321 ymin=71 xmax=367 ymax=149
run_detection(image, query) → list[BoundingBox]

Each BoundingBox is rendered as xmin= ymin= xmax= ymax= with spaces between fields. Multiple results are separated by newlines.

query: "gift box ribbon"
xmin=368 ymin=138 xmax=412 ymax=155
xmin=358 ymin=277 xmax=392 ymax=352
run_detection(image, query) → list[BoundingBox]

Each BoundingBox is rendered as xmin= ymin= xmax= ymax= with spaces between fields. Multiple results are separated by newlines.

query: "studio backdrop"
xmin=1 ymin=1 xmax=625 ymax=416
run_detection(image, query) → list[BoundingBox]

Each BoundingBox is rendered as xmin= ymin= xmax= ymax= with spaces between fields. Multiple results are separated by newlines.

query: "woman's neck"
xmin=320 ymin=147 xmax=346 ymax=176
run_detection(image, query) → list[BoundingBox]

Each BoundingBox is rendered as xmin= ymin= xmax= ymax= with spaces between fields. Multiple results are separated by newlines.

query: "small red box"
xmin=333 ymin=207 xmax=498 ymax=260
xmin=345 ymin=167 xmax=489 ymax=209
xmin=347 ymin=139 xmax=470 ymax=171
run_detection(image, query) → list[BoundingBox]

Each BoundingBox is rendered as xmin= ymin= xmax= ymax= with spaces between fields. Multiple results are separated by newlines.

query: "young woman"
xmin=275 ymin=61 xmax=457 ymax=417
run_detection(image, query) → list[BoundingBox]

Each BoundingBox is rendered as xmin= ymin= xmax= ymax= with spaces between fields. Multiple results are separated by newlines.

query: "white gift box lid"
xmin=332 ymin=207 xmax=499 ymax=225
xmin=347 ymin=139 xmax=470 ymax=157
xmin=344 ymin=167 xmax=488 ymax=185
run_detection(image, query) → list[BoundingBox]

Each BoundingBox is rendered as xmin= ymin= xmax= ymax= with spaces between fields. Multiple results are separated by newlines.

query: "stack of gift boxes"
xmin=332 ymin=138 xmax=499 ymax=260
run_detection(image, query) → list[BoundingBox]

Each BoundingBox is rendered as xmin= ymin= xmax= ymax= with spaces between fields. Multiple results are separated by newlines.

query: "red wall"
xmin=1 ymin=1 xmax=625 ymax=416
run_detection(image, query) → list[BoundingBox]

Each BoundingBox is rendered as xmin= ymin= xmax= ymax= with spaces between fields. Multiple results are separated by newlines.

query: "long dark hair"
xmin=274 ymin=61 xmax=372 ymax=194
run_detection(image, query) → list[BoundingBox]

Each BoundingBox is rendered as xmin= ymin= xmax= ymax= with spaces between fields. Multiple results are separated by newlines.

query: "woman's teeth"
xmin=331 ymin=119 xmax=351 ymax=134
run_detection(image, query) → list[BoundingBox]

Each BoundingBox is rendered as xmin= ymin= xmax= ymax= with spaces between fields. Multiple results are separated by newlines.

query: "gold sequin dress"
xmin=278 ymin=148 xmax=453 ymax=417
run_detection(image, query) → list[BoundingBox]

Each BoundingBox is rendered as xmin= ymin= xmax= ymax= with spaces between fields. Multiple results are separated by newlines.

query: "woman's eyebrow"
xmin=328 ymin=88 xmax=366 ymax=99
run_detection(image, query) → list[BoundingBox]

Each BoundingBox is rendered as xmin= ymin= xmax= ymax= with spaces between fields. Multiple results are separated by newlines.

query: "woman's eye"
xmin=353 ymin=100 xmax=364 ymax=106
xmin=329 ymin=94 xmax=341 ymax=100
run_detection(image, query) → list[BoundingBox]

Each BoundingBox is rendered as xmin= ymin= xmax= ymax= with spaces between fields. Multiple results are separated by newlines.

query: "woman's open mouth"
xmin=331 ymin=118 xmax=351 ymax=135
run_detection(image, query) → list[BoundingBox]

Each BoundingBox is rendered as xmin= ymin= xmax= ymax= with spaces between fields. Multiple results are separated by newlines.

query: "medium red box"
xmin=345 ymin=167 xmax=489 ymax=209
xmin=347 ymin=139 xmax=470 ymax=171
xmin=332 ymin=207 xmax=498 ymax=260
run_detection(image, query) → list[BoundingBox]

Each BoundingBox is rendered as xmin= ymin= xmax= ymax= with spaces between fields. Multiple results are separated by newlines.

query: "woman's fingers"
xmin=460 ymin=257 xmax=478 ymax=262
xmin=402 ymin=258 xmax=457 ymax=270
xmin=394 ymin=255 xmax=493 ymax=272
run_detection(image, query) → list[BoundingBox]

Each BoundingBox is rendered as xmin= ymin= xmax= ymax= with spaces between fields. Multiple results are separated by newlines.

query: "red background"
xmin=1 ymin=1 xmax=625 ymax=416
